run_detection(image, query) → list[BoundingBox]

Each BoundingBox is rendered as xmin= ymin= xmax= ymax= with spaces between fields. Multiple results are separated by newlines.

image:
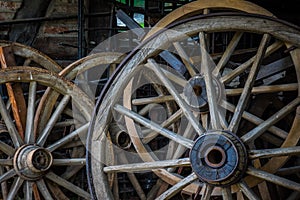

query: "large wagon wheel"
xmin=88 ymin=13 xmax=300 ymax=199
xmin=0 ymin=67 xmax=93 ymax=199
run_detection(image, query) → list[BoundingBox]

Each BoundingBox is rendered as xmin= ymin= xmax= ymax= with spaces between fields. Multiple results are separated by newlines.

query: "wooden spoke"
xmin=7 ymin=177 xmax=24 ymax=200
xmin=36 ymin=179 xmax=54 ymax=200
xmin=161 ymin=67 xmax=187 ymax=87
xmin=213 ymin=32 xmax=243 ymax=76
xmin=0 ymin=169 xmax=16 ymax=183
xmin=221 ymin=100 xmax=288 ymax=139
xmin=221 ymin=41 xmax=283 ymax=84
xmin=146 ymin=59 xmax=205 ymax=134
xmin=46 ymin=122 xmax=89 ymax=152
xmin=142 ymin=109 xmax=183 ymax=144
xmin=237 ymin=180 xmax=260 ymax=200
xmin=226 ymin=83 xmax=298 ymax=96
xmin=173 ymin=41 xmax=198 ymax=76
xmin=25 ymin=81 xmax=37 ymax=144
xmin=114 ymin=104 xmax=193 ymax=148
xmin=52 ymin=158 xmax=86 ymax=166
xmin=0 ymin=94 xmax=23 ymax=148
xmin=104 ymin=158 xmax=190 ymax=173
xmin=222 ymin=187 xmax=233 ymax=200
xmin=201 ymin=184 xmax=214 ymax=200
xmin=199 ymin=31 xmax=221 ymax=129
xmin=241 ymin=97 xmax=300 ymax=143
xmin=249 ymin=146 xmax=300 ymax=159
xmin=132 ymin=95 xmax=175 ymax=105
xmin=247 ymin=167 xmax=300 ymax=192
xmin=46 ymin=171 xmax=91 ymax=199
xmin=228 ymin=34 xmax=271 ymax=133
xmin=156 ymin=173 xmax=198 ymax=200
xmin=36 ymin=95 xmax=71 ymax=146
xmin=277 ymin=166 xmax=300 ymax=176
xmin=0 ymin=159 xmax=13 ymax=166
xmin=25 ymin=181 xmax=33 ymax=200
xmin=0 ymin=141 xmax=15 ymax=156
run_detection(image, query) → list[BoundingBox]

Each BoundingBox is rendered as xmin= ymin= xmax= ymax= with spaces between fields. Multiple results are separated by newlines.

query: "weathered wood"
xmin=8 ymin=0 xmax=51 ymax=45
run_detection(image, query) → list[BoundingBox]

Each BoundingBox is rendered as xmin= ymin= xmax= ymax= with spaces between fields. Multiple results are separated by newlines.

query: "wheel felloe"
xmin=190 ymin=131 xmax=248 ymax=187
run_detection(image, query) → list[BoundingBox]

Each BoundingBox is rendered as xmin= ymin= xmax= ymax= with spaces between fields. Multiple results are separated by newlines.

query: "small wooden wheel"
xmin=0 ymin=67 xmax=93 ymax=199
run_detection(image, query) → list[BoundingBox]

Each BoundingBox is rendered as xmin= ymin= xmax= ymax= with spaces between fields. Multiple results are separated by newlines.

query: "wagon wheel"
xmin=35 ymin=52 xmax=125 ymax=135
xmin=0 ymin=67 xmax=93 ymax=199
xmin=88 ymin=13 xmax=300 ymax=200
xmin=143 ymin=0 xmax=274 ymax=40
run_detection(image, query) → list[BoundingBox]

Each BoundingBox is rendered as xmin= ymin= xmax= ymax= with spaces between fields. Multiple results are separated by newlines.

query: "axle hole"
xmin=205 ymin=147 xmax=226 ymax=168
xmin=193 ymin=85 xmax=202 ymax=96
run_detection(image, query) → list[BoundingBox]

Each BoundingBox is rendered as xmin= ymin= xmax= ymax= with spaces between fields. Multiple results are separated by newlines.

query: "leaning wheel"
xmin=88 ymin=13 xmax=300 ymax=200
xmin=0 ymin=67 xmax=93 ymax=199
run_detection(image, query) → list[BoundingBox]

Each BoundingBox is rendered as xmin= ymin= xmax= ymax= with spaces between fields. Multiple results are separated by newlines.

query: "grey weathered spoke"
xmin=132 ymin=95 xmax=175 ymax=105
xmin=114 ymin=104 xmax=193 ymax=148
xmin=201 ymin=184 xmax=214 ymax=200
xmin=173 ymin=41 xmax=197 ymax=76
xmin=0 ymin=141 xmax=15 ymax=156
xmin=249 ymin=146 xmax=300 ymax=159
xmin=213 ymin=32 xmax=243 ymax=76
xmin=7 ymin=177 xmax=24 ymax=200
xmin=199 ymin=31 xmax=221 ymax=130
xmin=146 ymin=59 xmax=205 ymax=135
xmin=46 ymin=171 xmax=91 ymax=199
xmin=116 ymin=151 xmax=146 ymax=200
xmin=226 ymin=83 xmax=298 ymax=96
xmin=241 ymin=97 xmax=300 ymax=143
xmin=104 ymin=158 xmax=190 ymax=173
xmin=143 ymin=109 xmax=183 ymax=144
xmin=161 ymin=67 xmax=187 ymax=87
xmin=25 ymin=181 xmax=33 ymax=200
xmin=46 ymin=122 xmax=89 ymax=152
xmin=0 ymin=169 xmax=16 ymax=183
xmin=156 ymin=173 xmax=198 ymax=200
xmin=247 ymin=167 xmax=300 ymax=192
xmin=36 ymin=179 xmax=54 ymax=200
xmin=222 ymin=187 xmax=233 ymax=200
xmin=228 ymin=34 xmax=271 ymax=133
xmin=221 ymin=41 xmax=283 ymax=84
xmin=277 ymin=166 xmax=300 ymax=176
xmin=0 ymin=159 xmax=13 ymax=166
xmin=237 ymin=180 xmax=260 ymax=200
xmin=0 ymin=94 xmax=23 ymax=148
xmin=221 ymin=100 xmax=288 ymax=139
xmin=37 ymin=95 xmax=70 ymax=146
xmin=25 ymin=81 xmax=37 ymax=144
xmin=52 ymin=158 xmax=86 ymax=166
xmin=23 ymin=58 xmax=32 ymax=66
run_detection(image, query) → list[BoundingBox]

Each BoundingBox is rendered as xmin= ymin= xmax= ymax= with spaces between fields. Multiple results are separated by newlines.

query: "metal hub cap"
xmin=190 ymin=131 xmax=247 ymax=186
xmin=14 ymin=145 xmax=53 ymax=180
xmin=183 ymin=75 xmax=222 ymax=112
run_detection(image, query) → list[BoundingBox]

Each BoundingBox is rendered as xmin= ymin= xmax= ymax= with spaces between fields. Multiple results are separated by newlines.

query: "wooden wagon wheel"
xmin=0 ymin=67 xmax=93 ymax=199
xmin=88 ymin=13 xmax=300 ymax=199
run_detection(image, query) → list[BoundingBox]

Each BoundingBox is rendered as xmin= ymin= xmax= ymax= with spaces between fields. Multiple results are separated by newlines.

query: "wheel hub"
xmin=190 ymin=131 xmax=247 ymax=186
xmin=14 ymin=145 xmax=53 ymax=180
xmin=183 ymin=75 xmax=222 ymax=112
